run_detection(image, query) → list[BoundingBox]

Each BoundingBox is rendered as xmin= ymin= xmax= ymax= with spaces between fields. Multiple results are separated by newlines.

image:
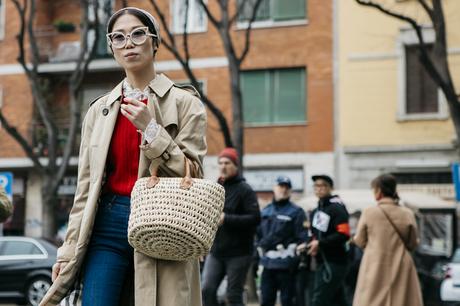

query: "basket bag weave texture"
xmin=128 ymin=160 xmax=225 ymax=261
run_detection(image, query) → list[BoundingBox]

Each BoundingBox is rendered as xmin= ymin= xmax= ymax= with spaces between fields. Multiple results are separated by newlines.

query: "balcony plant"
xmin=53 ymin=19 xmax=76 ymax=33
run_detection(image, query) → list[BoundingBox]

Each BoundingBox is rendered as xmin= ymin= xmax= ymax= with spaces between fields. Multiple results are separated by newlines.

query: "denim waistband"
xmin=100 ymin=193 xmax=131 ymax=206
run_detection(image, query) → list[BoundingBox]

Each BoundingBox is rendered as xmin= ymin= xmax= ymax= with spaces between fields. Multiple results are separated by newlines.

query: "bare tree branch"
xmin=417 ymin=0 xmax=434 ymax=23
xmin=122 ymin=0 xmax=129 ymax=7
xmin=355 ymin=0 xmax=460 ymax=150
xmin=0 ymin=111 xmax=44 ymax=172
xmin=149 ymin=0 xmax=179 ymax=51
xmin=229 ymin=0 xmax=246 ymax=25
xmin=148 ymin=0 xmax=234 ymax=147
xmin=196 ymin=0 xmax=221 ymax=27
xmin=238 ymin=0 xmax=263 ymax=64
xmin=56 ymin=0 xmax=100 ymax=190
xmin=12 ymin=0 xmax=59 ymax=170
xmin=182 ymin=0 xmax=191 ymax=63
xmin=355 ymin=0 xmax=444 ymax=93
xmin=27 ymin=0 xmax=40 ymax=73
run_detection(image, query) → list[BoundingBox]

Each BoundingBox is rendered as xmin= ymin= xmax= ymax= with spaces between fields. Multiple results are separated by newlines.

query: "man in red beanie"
xmin=202 ymin=148 xmax=260 ymax=306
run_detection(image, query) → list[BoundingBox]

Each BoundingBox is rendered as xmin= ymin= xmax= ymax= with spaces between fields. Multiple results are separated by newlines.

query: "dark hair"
xmin=371 ymin=174 xmax=400 ymax=202
xmin=107 ymin=8 xmax=159 ymax=54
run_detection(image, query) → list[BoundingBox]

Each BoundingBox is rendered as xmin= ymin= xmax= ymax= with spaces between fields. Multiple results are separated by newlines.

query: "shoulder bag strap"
xmin=378 ymin=205 xmax=409 ymax=251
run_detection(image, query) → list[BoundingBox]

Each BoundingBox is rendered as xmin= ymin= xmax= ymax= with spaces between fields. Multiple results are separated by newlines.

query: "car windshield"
xmin=0 ymin=241 xmax=43 ymax=256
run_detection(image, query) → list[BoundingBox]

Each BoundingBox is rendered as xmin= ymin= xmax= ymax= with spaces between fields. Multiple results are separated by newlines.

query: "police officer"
xmin=297 ymin=175 xmax=350 ymax=306
xmin=257 ymin=176 xmax=308 ymax=306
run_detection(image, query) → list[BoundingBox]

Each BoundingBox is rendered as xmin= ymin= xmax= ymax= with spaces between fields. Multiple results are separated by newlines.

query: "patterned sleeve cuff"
xmin=143 ymin=119 xmax=160 ymax=144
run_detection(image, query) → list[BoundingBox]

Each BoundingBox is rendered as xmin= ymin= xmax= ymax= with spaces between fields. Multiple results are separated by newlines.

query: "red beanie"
xmin=219 ymin=147 xmax=239 ymax=165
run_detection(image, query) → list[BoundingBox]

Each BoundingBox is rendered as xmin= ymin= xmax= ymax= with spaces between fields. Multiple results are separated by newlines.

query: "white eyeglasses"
xmin=106 ymin=26 xmax=157 ymax=49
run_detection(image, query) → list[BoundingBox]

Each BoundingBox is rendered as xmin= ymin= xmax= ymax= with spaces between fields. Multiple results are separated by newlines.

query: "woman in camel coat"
xmin=353 ymin=174 xmax=423 ymax=306
xmin=40 ymin=7 xmax=206 ymax=306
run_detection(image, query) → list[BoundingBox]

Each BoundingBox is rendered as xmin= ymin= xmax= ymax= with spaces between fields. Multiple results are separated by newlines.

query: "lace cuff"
xmin=143 ymin=119 xmax=160 ymax=144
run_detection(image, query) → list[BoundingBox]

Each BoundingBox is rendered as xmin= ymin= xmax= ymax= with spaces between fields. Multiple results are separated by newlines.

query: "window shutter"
xmin=405 ymin=45 xmax=438 ymax=114
xmin=273 ymin=0 xmax=306 ymax=21
xmin=242 ymin=71 xmax=271 ymax=124
xmin=273 ymin=68 xmax=306 ymax=123
xmin=237 ymin=0 xmax=270 ymax=21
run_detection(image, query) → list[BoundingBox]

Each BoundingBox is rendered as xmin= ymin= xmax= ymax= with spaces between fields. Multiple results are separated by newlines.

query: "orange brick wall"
xmin=0 ymin=75 xmax=34 ymax=158
xmin=0 ymin=0 xmax=333 ymax=158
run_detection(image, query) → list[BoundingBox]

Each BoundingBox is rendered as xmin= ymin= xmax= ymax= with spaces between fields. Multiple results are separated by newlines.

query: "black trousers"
xmin=260 ymin=268 xmax=296 ymax=306
xmin=311 ymin=261 xmax=349 ymax=306
xmin=201 ymin=253 xmax=252 ymax=306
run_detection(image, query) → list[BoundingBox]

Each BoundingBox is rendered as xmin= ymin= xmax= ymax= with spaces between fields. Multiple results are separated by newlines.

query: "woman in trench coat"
xmin=352 ymin=174 xmax=423 ymax=306
xmin=40 ymin=7 xmax=207 ymax=306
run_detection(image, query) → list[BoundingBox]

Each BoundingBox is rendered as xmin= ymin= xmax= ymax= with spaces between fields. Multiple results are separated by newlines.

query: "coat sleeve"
xmin=407 ymin=210 xmax=419 ymax=252
xmin=294 ymin=209 xmax=309 ymax=243
xmin=0 ymin=185 xmax=12 ymax=223
xmin=353 ymin=209 xmax=368 ymax=249
xmin=140 ymin=93 xmax=207 ymax=178
xmin=224 ymin=185 xmax=261 ymax=228
xmin=56 ymin=107 xmax=95 ymax=263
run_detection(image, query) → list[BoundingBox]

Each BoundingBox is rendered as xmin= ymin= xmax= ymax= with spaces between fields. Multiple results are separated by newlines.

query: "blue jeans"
xmin=82 ymin=194 xmax=134 ymax=306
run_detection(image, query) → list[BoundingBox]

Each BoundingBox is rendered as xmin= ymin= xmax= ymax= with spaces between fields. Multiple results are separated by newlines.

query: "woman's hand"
xmin=52 ymin=262 xmax=68 ymax=282
xmin=120 ymin=97 xmax=153 ymax=131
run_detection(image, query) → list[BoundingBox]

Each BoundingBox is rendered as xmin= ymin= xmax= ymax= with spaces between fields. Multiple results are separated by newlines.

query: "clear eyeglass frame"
xmin=106 ymin=26 xmax=157 ymax=49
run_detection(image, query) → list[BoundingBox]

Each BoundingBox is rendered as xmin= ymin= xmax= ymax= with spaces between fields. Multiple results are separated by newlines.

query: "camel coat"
xmin=353 ymin=199 xmax=423 ymax=306
xmin=39 ymin=74 xmax=207 ymax=306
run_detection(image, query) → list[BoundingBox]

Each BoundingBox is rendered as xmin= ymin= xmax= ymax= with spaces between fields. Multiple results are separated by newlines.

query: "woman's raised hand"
xmin=120 ymin=97 xmax=154 ymax=131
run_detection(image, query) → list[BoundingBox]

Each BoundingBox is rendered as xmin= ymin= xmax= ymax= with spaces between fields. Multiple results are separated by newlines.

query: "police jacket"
xmin=257 ymin=198 xmax=308 ymax=270
xmin=310 ymin=195 xmax=350 ymax=264
xmin=210 ymin=175 xmax=261 ymax=257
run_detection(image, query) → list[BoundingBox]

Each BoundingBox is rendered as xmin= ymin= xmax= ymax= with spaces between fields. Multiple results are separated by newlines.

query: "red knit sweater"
xmin=105 ymin=96 xmax=147 ymax=196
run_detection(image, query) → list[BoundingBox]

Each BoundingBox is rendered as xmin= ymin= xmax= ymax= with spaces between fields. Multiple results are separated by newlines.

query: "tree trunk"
xmin=41 ymin=178 xmax=58 ymax=239
xmin=228 ymin=58 xmax=244 ymax=171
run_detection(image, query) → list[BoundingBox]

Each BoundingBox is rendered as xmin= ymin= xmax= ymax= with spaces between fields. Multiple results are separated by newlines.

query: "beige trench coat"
xmin=353 ymin=200 xmax=423 ymax=306
xmin=40 ymin=74 xmax=207 ymax=306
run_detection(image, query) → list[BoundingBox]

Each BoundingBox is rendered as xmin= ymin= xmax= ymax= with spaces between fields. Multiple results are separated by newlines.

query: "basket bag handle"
xmin=146 ymin=157 xmax=194 ymax=190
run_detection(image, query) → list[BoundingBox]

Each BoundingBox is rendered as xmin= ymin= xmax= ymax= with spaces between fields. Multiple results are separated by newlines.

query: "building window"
xmin=241 ymin=68 xmax=306 ymax=125
xmin=171 ymin=0 xmax=207 ymax=34
xmin=238 ymin=0 xmax=306 ymax=23
xmin=397 ymin=27 xmax=448 ymax=121
xmin=405 ymin=45 xmax=439 ymax=114
xmin=0 ymin=0 xmax=5 ymax=40
xmin=89 ymin=0 xmax=113 ymax=57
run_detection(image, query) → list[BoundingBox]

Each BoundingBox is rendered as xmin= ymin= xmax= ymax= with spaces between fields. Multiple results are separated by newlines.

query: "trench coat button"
xmin=102 ymin=108 xmax=109 ymax=116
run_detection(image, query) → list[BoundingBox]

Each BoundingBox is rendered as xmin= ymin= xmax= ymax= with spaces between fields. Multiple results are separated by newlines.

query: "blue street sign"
xmin=452 ymin=163 xmax=460 ymax=202
xmin=0 ymin=172 xmax=13 ymax=202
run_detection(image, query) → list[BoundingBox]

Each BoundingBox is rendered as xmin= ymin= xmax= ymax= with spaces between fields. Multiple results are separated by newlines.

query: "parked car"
xmin=441 ymin=248 xmax=460 ymax=305
xmin=0 ymin=236 xmax=57 ymax=306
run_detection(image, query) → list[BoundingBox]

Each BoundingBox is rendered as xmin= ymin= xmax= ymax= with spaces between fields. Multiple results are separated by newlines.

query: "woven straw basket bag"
xmin=128 ymin=159 xmax=225 ymax=261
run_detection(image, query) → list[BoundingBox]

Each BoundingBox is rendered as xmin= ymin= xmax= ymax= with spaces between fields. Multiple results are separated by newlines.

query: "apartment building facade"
xmin=335 ymin=0 xmax=460 ymax=197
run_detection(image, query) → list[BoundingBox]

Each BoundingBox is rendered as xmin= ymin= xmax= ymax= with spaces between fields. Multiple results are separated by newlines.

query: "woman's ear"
xmin=374 ymin=188 xmax=383 ymax=201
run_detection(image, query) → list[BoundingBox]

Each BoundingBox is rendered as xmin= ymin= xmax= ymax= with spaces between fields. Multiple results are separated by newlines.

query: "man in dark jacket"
xmin=298 ymin=175 xmax=350 ymax=306
xmin=202 ymin=147 xmax=261 ymax=306
xmin=257 ymin=176 xmax=308 ymax=306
